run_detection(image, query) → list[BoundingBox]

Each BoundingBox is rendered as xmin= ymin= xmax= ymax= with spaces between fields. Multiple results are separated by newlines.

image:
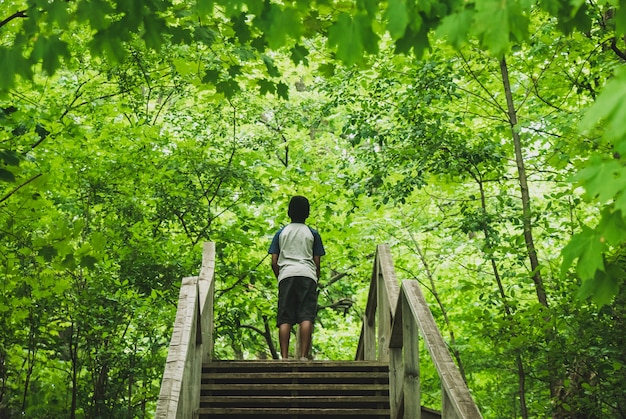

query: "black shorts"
xmin=277 ymin=276 xmax=318 ymax=327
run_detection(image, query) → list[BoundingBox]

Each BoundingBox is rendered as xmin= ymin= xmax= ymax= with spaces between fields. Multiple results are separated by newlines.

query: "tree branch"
xmin=0 ymin=10 xmax=27 ymax=29
xmin=240 ymin=316 xmax=279 ymax=359
xmin=611 ymin=36 xmax=626 ymax=62
xmin=0 ymin=173 xmax=42 ymax=205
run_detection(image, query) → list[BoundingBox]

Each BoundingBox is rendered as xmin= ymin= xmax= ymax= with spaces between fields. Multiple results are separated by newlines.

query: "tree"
xmin=2 ymin=1 xmax=626 ymax=417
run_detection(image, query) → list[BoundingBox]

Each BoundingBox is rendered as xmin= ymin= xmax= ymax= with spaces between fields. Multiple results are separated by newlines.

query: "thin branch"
xmin=0 ymin=173 xmax=43 ymax=205
xmin=318 ymin=254 xmax=374 ymax=290
xmin=458 ymin=51 xmax=508 ymax=116
xmin=58 ymin=81 xmax=88 ymax=122
xmin=0 ymin=9 xmax=27 ymax=29
xmin=611 ymin=37 xmax=626 ymax=61
xmin=215 ymin=254 xmax=270 ymax=298
xmin=258 ymin=117 xmax=289 ymax=167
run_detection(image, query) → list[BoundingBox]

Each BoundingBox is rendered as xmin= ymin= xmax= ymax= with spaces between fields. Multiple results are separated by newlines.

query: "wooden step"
xmin=195 ymin=407 xmax=391 ymax=417
xmin=197 ymin=360 xmax=390 ymax=418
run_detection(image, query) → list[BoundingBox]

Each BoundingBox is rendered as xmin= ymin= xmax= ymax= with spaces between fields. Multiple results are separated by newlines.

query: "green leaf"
xmin=262 ymin=55 xmax=281 ymax=78
xmin=328 ymin=13 xmax=365 ymax=65
xmin=578 ymin=235 xmax=606 ymax=280
xmin=90 ymin=31 xmax=127 ymax=63
xmin=578 ymin=265 xmax=621 ymax=306
xmin=196 ymin=0 xmax=215 ymax=16
xmin=174 ymin=59 xmax=197 ymax=76
xmin=194 ymin=27 xmax=217 ymax=45
xmin=571 ymin=156 xmax=626 ymax=203
xmin=232 ymin=12 xmax=252 ymax=44
xmin=0 ymin=47 xmax=23 ymax=91
xmin=47 ymin=0 xmax=71 ymax=25
xmin=596 ymin=207 xmax=626 ymax=246
xmin=436 ymin=9 xmax=473 ymax=48
xmin=202 ymin=69 xmax=220 ymax=84
xmin=290 ymin=44 xmax=309 ymax=65
xmin=216 ymin=79 xmax=241 ymax=98
xmin=561 ymin=226 xmax=605 ymax=279
xmin=508 ymin=4 xmax=530 ymax=42
xmin=0 ymin=168 xmax=15 ymax=182
xmin=579 ymin=67 xmax=626 ymax=142
xmin=81 ymin=255 xmax=98 ymax=269
xmin=76 ymin=0 xmax=114 ymax=30
xmin=39 ymin=245 xmax=58 ymax=262
xmin=474 ymin=0 xmax=510 ymax=56
xmin=318 ymin=63 xmax=336 ymax=77
xmin=44 ymin=38 xmax=70 ymax=75
xmin=387 ymin=0 xmax=409 ymax=39
xmin=614 ymin=189 xmax=626 ymax=215
xmin=358 ymin=0 xmax=379 ymax=16
xmin=228 ymin=65 xmax=242 ymax=77
xmin=143 ymin=16 xmax=166 ymax=50
xmin=277 ymin=82 xmax=289 ymax=100
xmin=405 ymin=25 xmax=431 ymax=57
xmin=258 ymin=79 xmax=276 ymax=95
xmin=262 ymin=5 xmax=303 ymax=49
xmin=0 ymin=150 xmax=20 ymax=166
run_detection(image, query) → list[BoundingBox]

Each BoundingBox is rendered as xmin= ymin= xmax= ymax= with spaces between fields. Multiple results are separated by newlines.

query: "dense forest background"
xmin=2 ymin=0 xmax=626 ymax=418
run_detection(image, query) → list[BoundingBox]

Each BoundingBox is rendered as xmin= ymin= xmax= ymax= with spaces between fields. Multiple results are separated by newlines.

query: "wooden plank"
xmin=376 ymin=244 xmax=401 ymax=363
xmin=203 ymin=360 xmax=389 ymax=370
xmin=198 ymin=242 xmax=215 ymax=363
xmin=196 ymin=407 xmax=391 ymax=415
xmin=361 ymin=250 xmax=378 ymax=360
xmin=200 ymin=395 xmax=390 ymax=403
xmin=402 ymin=292 xmax=421 ymax=419
xmin=202 ymin=371 xmax=389 ymax=380
xmin=155 ymin=277 xmax=201 ymax=419
xmin=376 ymin=244 xmax=400 ymax=316
xmin=365 ymin=251 xmax=379 ymax=325
xmin=201 ymin=383 xmax=389 ymax=391
xmin=156 ymin=243 xmax=217 ymax=419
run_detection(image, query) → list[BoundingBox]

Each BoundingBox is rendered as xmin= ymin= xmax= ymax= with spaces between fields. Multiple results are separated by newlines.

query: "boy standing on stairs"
xmin=268 ymin=195 xmax=325 ymax=360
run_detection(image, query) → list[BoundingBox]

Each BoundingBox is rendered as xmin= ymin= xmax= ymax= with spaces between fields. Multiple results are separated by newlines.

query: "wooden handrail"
xmin=356 ymin=244 xmax=482 ymax=419
xmin=155 ymin=242 xmax=216 ymax=419
xmin=356 ymin=244 xmax=400 ymax=362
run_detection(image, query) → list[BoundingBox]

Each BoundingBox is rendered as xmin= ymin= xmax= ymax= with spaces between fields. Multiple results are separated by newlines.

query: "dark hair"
xmin=288 ymin=196 xmax=310 ymax=222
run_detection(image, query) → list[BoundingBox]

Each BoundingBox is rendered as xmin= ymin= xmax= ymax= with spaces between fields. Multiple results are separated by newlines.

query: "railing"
xmin=356 ymin=244 xmax=482 ymax=419
xmin=155 ymin=242 xmax=216 ymax=419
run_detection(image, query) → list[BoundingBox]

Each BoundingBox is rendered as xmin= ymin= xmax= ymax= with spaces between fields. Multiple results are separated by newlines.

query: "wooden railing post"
xmin=198 ymin=242 xmax=215 ymax=363
xmin=376 ymin=245 xmax=400 ymax=363
xmin=156 ymin=242 xmax=216 ymax=418
xmin=402 ymin=293 xmax=421 ymax=418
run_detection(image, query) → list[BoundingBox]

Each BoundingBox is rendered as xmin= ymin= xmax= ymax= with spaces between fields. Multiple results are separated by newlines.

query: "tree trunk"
xmin=499 ymin=57 xmax=557 ymax=406
xmin=69 ymin=322 xmax=79 ymax=419
xmin=499 ymin=57 xmax=549 ymax=309
xmin=474 ymin=170 xmax=529 ymax=418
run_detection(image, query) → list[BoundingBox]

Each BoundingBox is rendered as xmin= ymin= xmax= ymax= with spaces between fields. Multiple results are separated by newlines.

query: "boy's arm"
xmin=314 ymin=255 xmax=321 ymax=279
xmin=271 ymin=253 xmax=280 ymax=278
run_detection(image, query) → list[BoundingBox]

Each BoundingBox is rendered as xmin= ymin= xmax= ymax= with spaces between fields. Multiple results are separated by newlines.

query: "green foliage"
xmin=562 ymin=67 xmax=626 ymax=304
xmin=2 ymin=0 xmax=626 ymax=417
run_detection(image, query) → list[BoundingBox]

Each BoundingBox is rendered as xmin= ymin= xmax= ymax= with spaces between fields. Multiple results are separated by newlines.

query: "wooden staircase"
xmin=196 ymin=360 xmax=391 ymax=418
xmin=156 ymin=243 xmax=482 ymax=418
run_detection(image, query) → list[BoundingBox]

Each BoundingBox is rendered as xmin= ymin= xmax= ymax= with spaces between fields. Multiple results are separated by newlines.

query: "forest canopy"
xmin=1 ymin=0 xmax=626 ymax=418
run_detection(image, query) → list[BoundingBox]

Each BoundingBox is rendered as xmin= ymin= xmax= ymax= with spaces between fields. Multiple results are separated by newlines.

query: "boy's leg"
xmin=279 ymin=323 xmax=292 ymax=359
xmin=299 ymin=320 xmax=313 ymax=359
xmin=296 ymin=277 xmax=318 ymax=360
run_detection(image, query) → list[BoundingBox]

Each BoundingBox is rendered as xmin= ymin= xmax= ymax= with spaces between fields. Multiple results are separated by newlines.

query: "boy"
xmin=268 ymin=196 xmax=325 ymax=360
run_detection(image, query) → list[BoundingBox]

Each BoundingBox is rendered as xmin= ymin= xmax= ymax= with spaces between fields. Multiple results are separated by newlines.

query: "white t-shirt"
xmin=268 ymin=223 xmax=325 ymax=283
